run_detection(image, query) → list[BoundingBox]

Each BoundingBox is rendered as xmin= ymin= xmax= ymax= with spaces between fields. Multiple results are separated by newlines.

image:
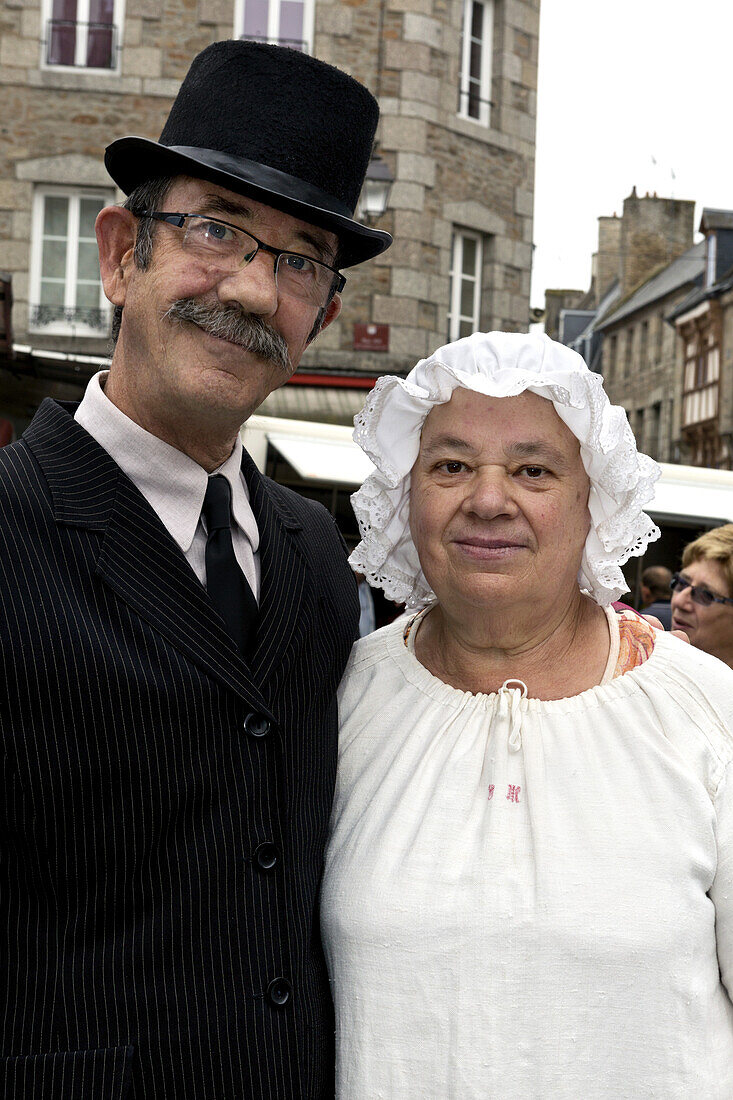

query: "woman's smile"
xmin=452 ymin=536 xmax=528 ymax=560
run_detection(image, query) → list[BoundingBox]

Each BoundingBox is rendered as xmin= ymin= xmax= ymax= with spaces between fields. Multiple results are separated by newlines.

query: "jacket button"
xmin=267 ymin=977 xmax=292 ymax=1007
xmin=244 ymin=712 xmax=271 ymax=739
xmin=254 ymin=842 xmax=279 ymax=871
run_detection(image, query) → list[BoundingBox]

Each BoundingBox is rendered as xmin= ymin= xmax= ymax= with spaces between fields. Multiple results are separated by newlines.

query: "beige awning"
xmin=257 ymin=384 xmax=367 ymax=425
xmin=650 ymin=463 xmax=733 ymax=526
xmin=268 ymin=432 xmax=374 ymax=486
xmin=241 ymin=414 xmax=375 ymax=486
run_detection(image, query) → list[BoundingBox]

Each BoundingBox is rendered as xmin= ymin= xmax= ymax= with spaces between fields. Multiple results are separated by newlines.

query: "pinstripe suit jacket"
xmin=0 ymin=398 xmax=359 ymax=1099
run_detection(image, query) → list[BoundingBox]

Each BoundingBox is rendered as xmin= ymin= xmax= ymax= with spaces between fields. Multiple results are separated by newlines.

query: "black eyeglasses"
xmin=138 ymin=211 xmax=346 ymax=310
xmin=670 ymin=572 xmax=733 ymax=607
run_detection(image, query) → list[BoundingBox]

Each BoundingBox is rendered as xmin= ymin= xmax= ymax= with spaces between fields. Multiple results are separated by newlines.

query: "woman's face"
xmin=409 ymin=388 xmax=592 ymax=614
xmin=670 ymin=558 xmax=733 ymax=663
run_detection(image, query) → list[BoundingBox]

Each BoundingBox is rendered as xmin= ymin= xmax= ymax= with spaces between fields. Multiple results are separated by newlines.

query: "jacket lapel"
xmin=241 ymin=449 xmax=312 ymax=686
xmin=25 ymin=400 xmax=272 ymax=715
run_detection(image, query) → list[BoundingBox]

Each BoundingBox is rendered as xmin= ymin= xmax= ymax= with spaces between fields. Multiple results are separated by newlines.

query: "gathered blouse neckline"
xmin=399 ymin=603 xmax=657 ymax=709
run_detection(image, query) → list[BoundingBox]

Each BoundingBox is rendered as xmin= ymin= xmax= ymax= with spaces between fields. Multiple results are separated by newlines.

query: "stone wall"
xmin=620 ymin=189 xmax=695 ymax=299
xmin=594 ymin=214 xmax=621 ymax=303
xmin=602 ymin=297 xmax=686 ymax=462
xmin=1 ymin=0 xmax=539 ymax=389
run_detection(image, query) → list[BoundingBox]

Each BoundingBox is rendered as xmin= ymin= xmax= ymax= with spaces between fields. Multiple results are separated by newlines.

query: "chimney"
xmin=595 ymin=215 xmax=622 ymax=303
xmin=620 ymin=189 xmax=695 ymax=296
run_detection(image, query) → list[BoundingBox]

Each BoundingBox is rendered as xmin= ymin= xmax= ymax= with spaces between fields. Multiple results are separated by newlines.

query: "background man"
xmin=0 ymin=41 xmax=390 ymax=1098
xmin=640 ymin=564 xmax=673 ymax=629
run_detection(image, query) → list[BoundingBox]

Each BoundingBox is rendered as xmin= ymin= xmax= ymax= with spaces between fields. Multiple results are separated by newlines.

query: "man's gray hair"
xmin=109 ymin=176 xmax=174 ymax=347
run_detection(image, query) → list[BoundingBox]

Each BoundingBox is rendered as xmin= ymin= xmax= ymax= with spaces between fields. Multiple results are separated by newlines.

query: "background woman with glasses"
xmin=671 ymin=524 xmax=733 ymax=667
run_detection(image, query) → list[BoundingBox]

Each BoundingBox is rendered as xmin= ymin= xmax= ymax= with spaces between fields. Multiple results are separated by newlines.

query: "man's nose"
xmin=216 ymin=252 xmax=279 ymax=316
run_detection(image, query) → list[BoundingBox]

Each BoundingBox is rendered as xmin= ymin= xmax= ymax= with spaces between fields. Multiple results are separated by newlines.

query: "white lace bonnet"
xmin=349 ymin=330 xmax=661 ymax=608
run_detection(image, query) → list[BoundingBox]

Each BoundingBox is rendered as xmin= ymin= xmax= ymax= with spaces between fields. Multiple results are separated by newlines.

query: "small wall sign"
xmin=353 ymin=323 xmax=389 ymax=351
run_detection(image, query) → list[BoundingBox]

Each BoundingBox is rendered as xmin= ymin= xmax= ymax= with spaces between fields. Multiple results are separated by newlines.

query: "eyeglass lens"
xmin=182 ymin=215 xmax=335 ymax=307
xmin=671 ymin=574 xmax=718 ymax=606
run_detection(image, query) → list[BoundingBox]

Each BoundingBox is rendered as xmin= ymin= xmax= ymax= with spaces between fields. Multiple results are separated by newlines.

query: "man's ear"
xmin=320 ymin=292 xmax=342 ymax=333
xmin=95 ymin=205 xmax=138 ymax=308
xmin=305 ymin=291 xmax=342 ymax=346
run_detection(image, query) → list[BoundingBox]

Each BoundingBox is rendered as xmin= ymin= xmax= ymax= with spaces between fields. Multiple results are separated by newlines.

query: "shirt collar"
xmin=75 ymin=370 xmax=259 ymax=555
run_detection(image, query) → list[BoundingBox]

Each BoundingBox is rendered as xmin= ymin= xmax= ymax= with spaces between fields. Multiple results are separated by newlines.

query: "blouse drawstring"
xmin=499 ymin=679 xmax=528 ymax=752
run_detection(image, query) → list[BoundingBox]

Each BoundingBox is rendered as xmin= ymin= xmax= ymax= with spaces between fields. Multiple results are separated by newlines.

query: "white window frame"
xmin=458 ymin=0 xmax=494 ymax=126
xmin=41 ymin=0 xmax=124 ymax=73
xmin=29 ymin=186 xmax=113 ymax=338
xmin=234 ymin=0 xmax=315 ymax=52
xmin=448 ymin=230 xmax=483 ymax=342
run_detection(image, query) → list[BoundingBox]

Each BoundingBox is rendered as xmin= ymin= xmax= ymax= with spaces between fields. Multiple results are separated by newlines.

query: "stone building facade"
xmin=597 ymin=236 xmax=704 ymax=462
xmin=552 ymin=189 xmax=705 ymax=463
xmin=667 ymin=211 xmax=733 ymax=469
xmin=0 ymin=0 xmax=540 ymax=438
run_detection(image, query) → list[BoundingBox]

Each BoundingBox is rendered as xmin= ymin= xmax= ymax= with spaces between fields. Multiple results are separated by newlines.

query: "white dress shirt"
xmin=75 ymin=370 xmax=260 ymax=599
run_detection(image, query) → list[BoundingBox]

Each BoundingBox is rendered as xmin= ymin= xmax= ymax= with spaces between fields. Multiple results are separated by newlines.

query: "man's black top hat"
xmin=105 ymin=40 xmax=392 ymax=268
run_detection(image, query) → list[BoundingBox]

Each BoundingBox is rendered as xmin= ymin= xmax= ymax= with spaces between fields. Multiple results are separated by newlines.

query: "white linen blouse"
xmin=321 ymin=609 xmax=733 ymax=1098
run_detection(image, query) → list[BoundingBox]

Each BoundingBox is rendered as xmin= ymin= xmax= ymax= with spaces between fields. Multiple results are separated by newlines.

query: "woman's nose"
xmin=672 ymin=583 xmax=692 ymax=612
xmin=463 ymin=469 xmax=517 ymax=519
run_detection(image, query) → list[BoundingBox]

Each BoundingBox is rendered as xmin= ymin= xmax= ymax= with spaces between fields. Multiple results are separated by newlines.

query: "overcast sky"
xmin=530 ymin=0 xmax=733 ymax=308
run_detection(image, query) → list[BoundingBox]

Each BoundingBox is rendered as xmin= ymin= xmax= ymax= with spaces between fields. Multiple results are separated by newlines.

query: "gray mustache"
xmin=164 ymin=298 xmax=291 ymax=372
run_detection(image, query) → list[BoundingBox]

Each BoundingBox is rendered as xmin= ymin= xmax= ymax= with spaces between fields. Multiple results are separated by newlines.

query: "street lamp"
xmin=357 ymin=153 xmax=394 ymax=222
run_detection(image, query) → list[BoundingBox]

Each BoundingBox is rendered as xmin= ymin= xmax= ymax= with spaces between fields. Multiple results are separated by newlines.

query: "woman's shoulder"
xmin=651 ymin=626 xmax=733 ymax=693
xmin=344 ymin=615 xmax=409 ymax=671
xmin=643 ymin=628 xmax=733 ymax=771
xmin=337 ymin=615 xmax=412 ymax=717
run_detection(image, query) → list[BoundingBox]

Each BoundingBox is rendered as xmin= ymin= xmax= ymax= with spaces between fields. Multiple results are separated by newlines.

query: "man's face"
xmin=98 ymin=176 xmax=341 ymax=436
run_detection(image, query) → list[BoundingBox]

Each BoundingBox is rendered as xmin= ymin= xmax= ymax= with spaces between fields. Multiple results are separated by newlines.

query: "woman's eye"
xmin=522 ymin=465 xmax=545 ymax=479
xmin=439 ymin=461 xmax=467 ymax=474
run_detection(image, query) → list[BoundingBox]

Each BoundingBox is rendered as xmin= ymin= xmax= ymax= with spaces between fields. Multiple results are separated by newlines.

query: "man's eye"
xmin=202 ymin=220 xmax=236 ymax=242
xmin=283 ymin=254 xmax=317 ymax=277
xmin=522 ymin=465 xmax=545 ymax=478
xmin=438 ymin=461 xmax=466 ymax=474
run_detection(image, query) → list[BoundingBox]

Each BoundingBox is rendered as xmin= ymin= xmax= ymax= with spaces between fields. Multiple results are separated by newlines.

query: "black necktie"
xmin=202 ymin=474 xmax=258 ymax=654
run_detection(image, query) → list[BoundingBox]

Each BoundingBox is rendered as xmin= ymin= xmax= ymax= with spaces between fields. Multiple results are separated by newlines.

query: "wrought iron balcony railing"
xmin=45 ymin=20 xmax=119 ymax=69
xmin=457 ymin=86 xmax=494 ymax=119
xmin=30 ymin=304 xmax=111 ymax=331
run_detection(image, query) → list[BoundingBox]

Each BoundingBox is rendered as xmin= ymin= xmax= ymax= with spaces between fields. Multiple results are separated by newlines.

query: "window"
xmin=681 ymin=317 xmax=721 ymax=431
xmin=624 ymin=327 xmax=634 ymax=377
xmin=656 ymin=312 xmax=665 ymax=357
xmin=634 ymin=409 xmax=644 ymax=447
xmin=705 ymin=232 xmax=717 ymax=288
xmin=458 ymin=0 xmax=493 ymax=125
xmin=235 ymin=0 xmax=313 ymax=51
xmin=29 ymin=188 xmax=112 ymax=335
xmin=448 ymin=230 xmax=482 ymax=341
xmin=44 ymin=0 xmax=122 ymax=69
xmin=605 ymin=334 xmax=617 ymax=383
xmin=639 ymin=319 xmax=648 ymax=365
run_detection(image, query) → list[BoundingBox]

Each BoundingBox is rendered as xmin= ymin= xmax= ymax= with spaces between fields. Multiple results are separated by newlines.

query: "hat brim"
xmin=105 ymin=137 xmax=392 ymax=268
